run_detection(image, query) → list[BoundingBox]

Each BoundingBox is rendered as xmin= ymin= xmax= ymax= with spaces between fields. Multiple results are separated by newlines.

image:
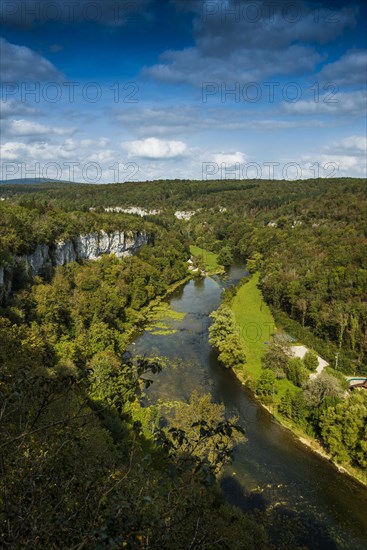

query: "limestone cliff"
xmin=0 ymin=230 xmax=149 ymax=301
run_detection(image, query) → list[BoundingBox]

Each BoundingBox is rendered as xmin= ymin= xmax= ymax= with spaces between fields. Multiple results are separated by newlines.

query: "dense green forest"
xmin=3 ymin=179 xmax=366 ymax=374
xmin=1 ymin=178 xmax=366 ymax=547
xmin=0 ymin=201 xmax=156 ymax=261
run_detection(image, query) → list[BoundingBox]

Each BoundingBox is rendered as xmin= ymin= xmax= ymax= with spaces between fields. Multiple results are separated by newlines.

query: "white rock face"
xmin=0 ymin=231 xmax=148 ymax=293
xmin=174 ymin=211 xmax=196 ymax=220
xmin=55 ymin=240 xmax=77 ymax=265
xmin=104 ymin=206 xmax=160 ymax=216
xmin=24 ymin=244 xmax=50 ymax=274
xmin=54 ymin=231 xmax=148 ymax=265
xmin=71 ymin=231 xmax=147 ymax=263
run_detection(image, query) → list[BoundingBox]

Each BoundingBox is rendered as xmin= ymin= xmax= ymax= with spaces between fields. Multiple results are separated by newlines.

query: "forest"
xmin=0 ymin=177 xmax=366 ymax=547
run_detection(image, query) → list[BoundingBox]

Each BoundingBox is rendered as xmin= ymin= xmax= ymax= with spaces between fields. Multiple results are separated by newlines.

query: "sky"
xmin=0 ymin=0 xmax=366 ymax=183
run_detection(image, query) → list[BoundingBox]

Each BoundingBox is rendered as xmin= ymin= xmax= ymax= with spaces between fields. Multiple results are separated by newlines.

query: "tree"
xmin=278 ymin=390 xmax=293 ymax=419
xmin=247 ymin=251 xmax=263 ymax=273
xmin=296 ymin=298 xmax=308 ymax=327
xmin=289 ymin=392 xmax=308 ymax=424
xmin=209 ymin=305 xmax=246 ymax=370
xmin=303 ymin=350 xmax=319 ymax=372
xmin=256 ymin=369 xmax=276 ymax=402
xmin=285 ymin=357 xmax=309 ymax=388
xmin=303 ymin=373 xmax=344 ymax=408
xmin=166 ymin=391 xmax=245 ymax=476
xmin=218 ymin=245 xmax=233 ymax=267
xmin=263 ymin=340 xmax=291 ymax=378
xmin=209 ymin=306 xmax=235 ymax=343
xmin=320 ymin=392 xmax=367 ymax=468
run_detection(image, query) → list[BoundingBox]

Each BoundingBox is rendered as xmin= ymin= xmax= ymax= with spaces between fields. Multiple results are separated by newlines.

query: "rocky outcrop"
xmin=174 ymin=211 xmax=196 ymax=220
xmin=54 ymin=231 xmax=147 ymax=266
xmin=0 ymin=230 xmax=149 ymax=302
xmin=103 ymin=207 xmax=160 ymax=216
xmin=22 ymin=244 xmax=52 ymax=275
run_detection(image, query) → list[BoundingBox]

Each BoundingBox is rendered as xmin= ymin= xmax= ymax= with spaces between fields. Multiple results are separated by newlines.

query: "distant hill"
xmin=0 ymin=178 xmax=81 ymax=185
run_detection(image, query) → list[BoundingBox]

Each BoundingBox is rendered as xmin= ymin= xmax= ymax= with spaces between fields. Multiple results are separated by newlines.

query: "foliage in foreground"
xmin=0 ymin=313 xmax=264 ymax=549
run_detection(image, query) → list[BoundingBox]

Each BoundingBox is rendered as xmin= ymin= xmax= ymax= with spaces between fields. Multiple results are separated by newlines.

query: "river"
xmin=129 ymin=265 xmax=367 ymax=550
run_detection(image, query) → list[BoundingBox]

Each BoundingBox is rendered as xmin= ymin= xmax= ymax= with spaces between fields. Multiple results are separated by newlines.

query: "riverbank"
xmin=233 ymin=358 xmax=367 ymax=488
xmin=228 ymin=272 xmax=367 ymax=489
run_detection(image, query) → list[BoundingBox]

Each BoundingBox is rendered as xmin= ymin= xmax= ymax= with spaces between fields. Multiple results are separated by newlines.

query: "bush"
xmin=304 ymin=350 xmax=318 ymax=372
xmin=284 ymin=357 xmax=309 ymax=388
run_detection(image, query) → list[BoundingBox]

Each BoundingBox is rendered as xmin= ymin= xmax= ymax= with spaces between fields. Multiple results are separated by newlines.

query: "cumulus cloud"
xmin=121 ymin=137 xmax=187 ymax=159
xmin=0 ymin=38 xmax=62 ymax=81
xmin=145 ymin=0 xmax=358 ymax=85
xmin=318 ymin=49 xmax=367 ymax=86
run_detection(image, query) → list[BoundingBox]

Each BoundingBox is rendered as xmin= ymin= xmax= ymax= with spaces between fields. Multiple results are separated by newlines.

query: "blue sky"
xmin=0 ymin=0 xmax=366 ymax=182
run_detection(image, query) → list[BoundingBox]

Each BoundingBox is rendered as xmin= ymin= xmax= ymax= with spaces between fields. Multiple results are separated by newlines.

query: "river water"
xmin=129 ymin=265 xmax=367 ymax=550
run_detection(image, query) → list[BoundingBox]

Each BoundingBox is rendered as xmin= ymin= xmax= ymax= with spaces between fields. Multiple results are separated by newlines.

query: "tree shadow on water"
xmin=221 ymin=475 xmax=342 ymax=550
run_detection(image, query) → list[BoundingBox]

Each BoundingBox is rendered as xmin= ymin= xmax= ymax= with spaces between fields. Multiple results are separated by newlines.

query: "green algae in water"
xmin=146 ymin=303 xmax=186 ymax=335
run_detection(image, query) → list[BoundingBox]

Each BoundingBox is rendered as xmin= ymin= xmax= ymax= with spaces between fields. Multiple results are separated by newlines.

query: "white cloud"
xmin=0 ymin=99 xmax=37 ymax=119
xmin=0 ymin=38 xmax=62 ymax=81
xmin=301 ymin=135 xmax=367 ymax=178
xmin=0 ymin=137 xmax=115 ymax=166
xmin=318 ymin=49 xmax=367 ymax=86
xmin=0 ymin=141 xmax=73 ymax=162
xmin=81 ymin=137 xmax=110 ymax=147
xmin=114 ymin=106 xmax=326 ymax=139
xmin=145 ymin=44 xmax=323 ymax=86
xmin=121 ymin=137 xmax=187 ymax=159
xmin=322 ymin=135 xmax=367 ymax=156
xmin=88 ymin=150 xmax=115 ymax=163
xmin=282 ymin=90 xmax=366 ymax=116
xmin=116 ymin=106 xmax=200 ymax=137
xmin=5 ymin=119 xmax=76 ymax=137
xmin=212 ymin=152 xmax=247 ymax=166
